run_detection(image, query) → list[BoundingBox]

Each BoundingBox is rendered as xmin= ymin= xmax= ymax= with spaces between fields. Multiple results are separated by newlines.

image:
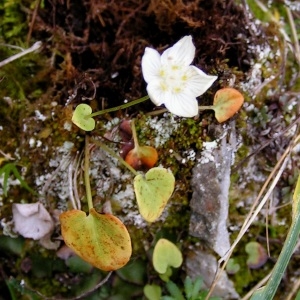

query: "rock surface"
xmin=185 ymin=247 xmax=240 ymax=299
xmin=189 ymin=121 xmax=237 ymax=257
xmin=188 ymin=121 xmax=240 ymax=298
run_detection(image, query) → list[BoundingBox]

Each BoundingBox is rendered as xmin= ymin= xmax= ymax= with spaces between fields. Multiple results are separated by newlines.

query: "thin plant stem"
xmin=146 ymin=105 xmax=215 ymax=116
xmin=146 ymin=108 xmax=167 ymax=116
xmin=286 ymin=6 xmax=300 ymax=65
xmin=92 ymin=139 xmax=139 ymax=177
xmin=88 ymin=95 xmax=149 ymax=118
xmin=84 ymin=136 xmax=94 ymax=210
xmin=131 ymin=119 xmax=139 ymax=148
xmin=198 ymin=105 xmax=214 ymax=111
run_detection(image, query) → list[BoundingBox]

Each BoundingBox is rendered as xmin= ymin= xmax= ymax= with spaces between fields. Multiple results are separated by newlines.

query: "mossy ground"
xmin=0 ymin=0 xmax=299 ymax=299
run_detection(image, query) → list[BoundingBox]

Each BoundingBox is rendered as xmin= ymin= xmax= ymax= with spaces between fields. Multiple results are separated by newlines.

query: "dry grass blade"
xmin=205 ymin=132 xmax=300 ymax=300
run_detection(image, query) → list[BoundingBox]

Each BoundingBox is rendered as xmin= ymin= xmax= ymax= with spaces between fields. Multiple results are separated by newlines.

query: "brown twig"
xmin=26 ymin=0 xmax=42 ymax=44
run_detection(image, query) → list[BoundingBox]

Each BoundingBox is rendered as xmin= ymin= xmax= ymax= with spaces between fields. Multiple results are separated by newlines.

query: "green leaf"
xmin=0 ymin=236 xmax=25 ymax=255
xmin=72 ymin=103 xmax=95 ymax=131
xmin=245 ymin=241 xmax=268 ymax=269
xmin=144 ymin=284 xmax=162 ymax=300
xmin=11 ymin=164 xmax=37 ymax=195
xmin=226 ymin=258 xmax=240 ymax=274
xmin=116 ymin=259 xmax=147 ymax=285
xmin=159 ymin=266 xmax=173 ymax=282
xmin=2 ymin=164 xmax=10 ymax=196
xmin=134 ymin=167 xmax=175 ymax=222
xmin=60 ymin=208 xmax=132 ymax=271
xmin=66 ymin=255 xmax=93 ymax=273
xmin=166 ymin=281 xmax=185 ymax=300
xmin=0 ymin=163 xmax=36 ymax=196
xmin=153 ymin=239 xmax=183 ymax=274
xmin=184 ymin=276 xmax=193 ymax=299
xmin=191 ymin=277 xmax=204 ymax=300
xmin=251 ymin=175 xmax=300 ymax=299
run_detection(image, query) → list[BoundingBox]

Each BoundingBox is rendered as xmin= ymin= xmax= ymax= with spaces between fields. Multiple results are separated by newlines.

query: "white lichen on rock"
xmin=146 ymin=114 xmax=180 ymax=148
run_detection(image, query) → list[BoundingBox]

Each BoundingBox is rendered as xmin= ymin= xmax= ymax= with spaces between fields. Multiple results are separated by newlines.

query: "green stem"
xmin=198 ymin=105 xmax=214 ymax=111
xmin=92 ymin=139 xmax=139 ymax=177
xmin=88 ymin=95 xmax=150 ymax=118
xmin=130 ymin=119 xmax=139 ymax=149
xmin=84 ymin=136 xmax=94 ymax=210
xmin=146 ymin=105 xmax=215 ymax=116
xmin=146 ymin=108 xmax=167 ymax=116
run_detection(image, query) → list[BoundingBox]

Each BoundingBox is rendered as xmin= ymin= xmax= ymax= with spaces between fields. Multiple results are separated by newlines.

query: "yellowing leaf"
xmin=213 ymin=88 xmax=244 ymax=122
xmin=60 ymin=208 xmax=132 ymax=271
xmin=292 ymin=175 xmax=300 ymax=220
xmin=134 ymin=167 xmax=175 ymax=222
xmin=72 ymin=104 xmax=95 ymax=131
xmin=153 ymin=239 xmax=182 ymax=274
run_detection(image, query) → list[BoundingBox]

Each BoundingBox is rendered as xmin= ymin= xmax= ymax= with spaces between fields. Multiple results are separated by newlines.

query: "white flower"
xmin=141 ymin=35 xmax=217 ymax=117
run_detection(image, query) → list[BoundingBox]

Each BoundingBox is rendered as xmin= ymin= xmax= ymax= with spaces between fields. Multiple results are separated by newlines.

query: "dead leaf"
xmin=12 ymin=203 xmax=54 ymax=240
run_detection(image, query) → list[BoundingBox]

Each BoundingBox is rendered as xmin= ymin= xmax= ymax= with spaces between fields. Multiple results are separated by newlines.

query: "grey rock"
xmin=189 ymin=121 xmax=237 ymax=257
xmin=185 ymin=248 xmax=240 ymax=299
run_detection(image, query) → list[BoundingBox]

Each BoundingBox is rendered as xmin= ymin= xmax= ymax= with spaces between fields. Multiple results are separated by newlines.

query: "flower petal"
xmin=146 ymin=80 xmax=167 ymax=106
xmin=141 ymin=48 xmax=162 ymax=84
xmin=163 ymin=91 xmax=199 ymax=117
xmin=186 ymin=66 xmax=217 ymax=96
xmin=161 ymin=36 xmax=195 ymax=66
xmin=147 ymin=75 xmax=201 ymax=117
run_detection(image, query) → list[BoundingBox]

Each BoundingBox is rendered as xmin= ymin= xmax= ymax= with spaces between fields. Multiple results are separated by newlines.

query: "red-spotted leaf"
xmin=213 ymin=88 xmax=244 ymax=122
xmin=60 ymin=208 xmax=132 ymax=271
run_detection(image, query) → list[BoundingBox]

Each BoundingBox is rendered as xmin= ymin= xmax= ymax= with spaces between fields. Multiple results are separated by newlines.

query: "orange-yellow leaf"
xmin=60 ymin=208 xmax=132 ymax=271
xmin=213 ymin=88 xmax=244 ymax=123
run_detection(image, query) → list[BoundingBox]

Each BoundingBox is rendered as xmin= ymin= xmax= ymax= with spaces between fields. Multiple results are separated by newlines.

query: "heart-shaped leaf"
xmin=72 ymin=104 xmax=95 ymax=131
xmin=144 ymin=284 xmax=162 ymax=300
xmin=153 ymin=239 xmax=183 ymax=274
xmin=125 ymin=146 xmax=158 ymax=170
xmin=212 ymin=88 xmax=244 ymax=123
xmin=60 ymin=208 xmax=132 ymax=271
xmin=134 ymin=167 xmax=175 ymax=222
xmin=245 ymin=241 xmax=268 ymax=269
xmin=226 ymin=258 xmax=240 ymax=274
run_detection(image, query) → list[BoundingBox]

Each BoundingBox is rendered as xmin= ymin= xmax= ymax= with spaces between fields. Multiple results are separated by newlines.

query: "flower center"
xmin=159 ymin=64 xmax=188 ymax=94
